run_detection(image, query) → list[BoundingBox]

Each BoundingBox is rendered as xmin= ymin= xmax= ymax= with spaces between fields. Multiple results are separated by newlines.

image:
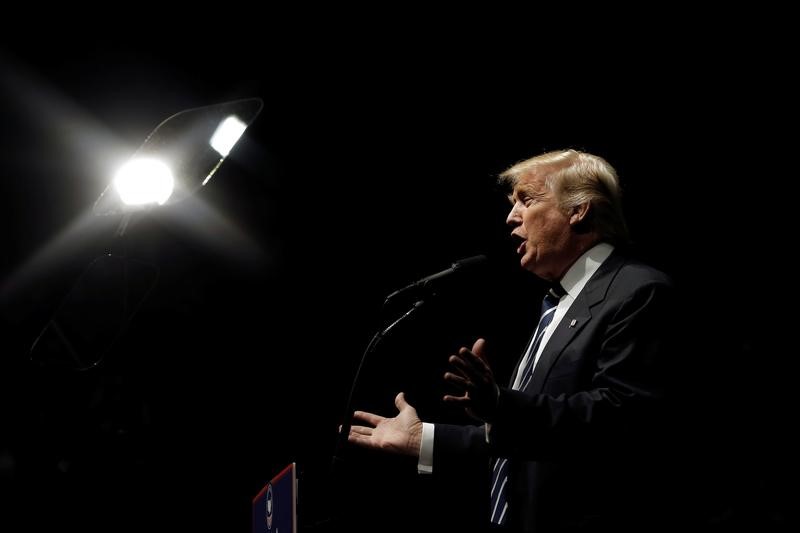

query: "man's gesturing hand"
xmin=443 ymin=338 xmax=500 ymax=422
xmin=347 ymin=392 xmax=423 ymax=457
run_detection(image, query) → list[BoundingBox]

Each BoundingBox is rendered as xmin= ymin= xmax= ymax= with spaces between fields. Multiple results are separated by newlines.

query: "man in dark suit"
xmin=347 ymin=150 xmax=677 ymax=532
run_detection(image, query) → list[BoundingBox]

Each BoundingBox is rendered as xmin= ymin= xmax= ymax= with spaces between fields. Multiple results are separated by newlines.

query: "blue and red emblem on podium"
xmin=253 ymin=463 xmax=296 ymax=533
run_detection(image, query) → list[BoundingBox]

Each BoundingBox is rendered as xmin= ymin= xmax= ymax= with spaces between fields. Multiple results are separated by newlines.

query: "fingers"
xmin=442 ymin=393 xmax=470 ymax=404
xmin=347 ymin=432 xmax=373 ymax=447
xmin=449 ymin=352 xmax=489 ymax=383
xmin=352 ymin=410 xmax=384 ymax=426
xmin=349 ymin=425 xmax=373 ymax=436
xmin=346 ymin=423 xmax=375 ymax=448
xmin=459 ymin=347 xmax=491 ymax=372
xmin=447 ymin=355 xmax=472 ymax=380
xmin=444 ymin=370 xmax=469 ymax=388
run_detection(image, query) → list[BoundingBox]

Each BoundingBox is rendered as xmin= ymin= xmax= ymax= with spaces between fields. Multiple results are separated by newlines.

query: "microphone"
xmin=384 ymin=254 xmax=488 ymax=305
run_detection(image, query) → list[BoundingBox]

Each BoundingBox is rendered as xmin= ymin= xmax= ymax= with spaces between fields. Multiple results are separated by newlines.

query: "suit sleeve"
xmin=488 ymin=279 xmax=676 ymax=460
xmin=432 ymin=423 xmax=490 ymax=476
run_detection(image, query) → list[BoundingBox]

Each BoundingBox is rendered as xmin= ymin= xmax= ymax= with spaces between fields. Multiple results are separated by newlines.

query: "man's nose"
xmin=506 ymin=202 xmax=522 ymax=226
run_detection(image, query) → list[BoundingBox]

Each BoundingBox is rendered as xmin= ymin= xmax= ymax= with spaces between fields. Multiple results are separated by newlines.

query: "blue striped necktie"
xmin=517 ymin=285 xmax=564 ymax=391
xmin=489 ymin=285 xmax=564 ymax=526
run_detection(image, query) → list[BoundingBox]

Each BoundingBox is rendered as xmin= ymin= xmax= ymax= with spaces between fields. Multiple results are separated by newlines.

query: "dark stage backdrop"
xmin=0 ymin=31 xmax=791 ymax=533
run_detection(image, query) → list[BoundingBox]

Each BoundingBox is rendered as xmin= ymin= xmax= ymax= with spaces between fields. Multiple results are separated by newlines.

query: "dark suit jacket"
xmin=434 ymin=250 xmax=678 ymax=533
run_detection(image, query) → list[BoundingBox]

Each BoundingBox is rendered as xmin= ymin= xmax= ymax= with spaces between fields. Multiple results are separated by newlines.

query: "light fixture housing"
xmin=94 ymin=97 xmax=263 ymax=216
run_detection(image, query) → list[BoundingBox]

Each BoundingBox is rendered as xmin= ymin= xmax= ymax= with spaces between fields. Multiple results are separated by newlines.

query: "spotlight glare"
xmin=113 ymin=158 xmax=174 ymax=206
xmin=209 ymin=115 xmax=247 ymax=157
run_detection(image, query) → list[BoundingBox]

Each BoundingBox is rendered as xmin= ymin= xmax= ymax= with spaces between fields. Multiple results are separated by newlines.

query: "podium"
xmin=252 ymin=463 xmax=297 ymax=533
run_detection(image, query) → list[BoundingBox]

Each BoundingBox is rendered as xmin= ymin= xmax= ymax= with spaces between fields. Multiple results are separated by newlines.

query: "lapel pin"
xmin=569 ymin=319 xmax=577 ymax=328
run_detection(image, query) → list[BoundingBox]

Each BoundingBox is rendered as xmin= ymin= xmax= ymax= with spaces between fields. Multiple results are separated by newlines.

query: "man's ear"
xmin=570 ymin=202 xmax=592 ymax=233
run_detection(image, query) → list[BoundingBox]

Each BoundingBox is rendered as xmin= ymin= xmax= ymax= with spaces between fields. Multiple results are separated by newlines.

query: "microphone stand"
xmin=305 ymin=257 xmax=488 ymax=530
xmin=332 ymin=298 xmax=426 ymax=471
xmin=304 ymin=298 xmax=425 ymax=531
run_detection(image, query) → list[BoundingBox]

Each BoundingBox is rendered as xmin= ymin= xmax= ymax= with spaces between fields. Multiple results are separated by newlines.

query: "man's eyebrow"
xmin=511 ymin=183 xmax=538 ymax=199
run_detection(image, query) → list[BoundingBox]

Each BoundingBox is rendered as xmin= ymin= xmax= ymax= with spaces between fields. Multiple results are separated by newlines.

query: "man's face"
xmin=506 ymin=171 xmax=573 ymax=280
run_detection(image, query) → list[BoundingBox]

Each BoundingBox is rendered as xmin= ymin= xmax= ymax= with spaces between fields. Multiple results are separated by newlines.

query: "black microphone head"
xmin=451 ymin=254 xmax=489 ymax=272
xmin=418 ymin=254 xmax=490 ymax=288
xmin=383 ymin=254 xmax=490 ymax=306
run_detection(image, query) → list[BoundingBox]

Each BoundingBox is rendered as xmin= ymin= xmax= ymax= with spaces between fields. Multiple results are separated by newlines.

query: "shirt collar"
xmin=559 ymin=242 xmax=615 ymax=300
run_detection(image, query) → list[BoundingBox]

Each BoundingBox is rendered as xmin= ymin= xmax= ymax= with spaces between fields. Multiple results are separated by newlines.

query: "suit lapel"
xmin=526 ymin=251 xmax=626 ymax=393
xmin=526 ymin=299 xmax=591 ymax=392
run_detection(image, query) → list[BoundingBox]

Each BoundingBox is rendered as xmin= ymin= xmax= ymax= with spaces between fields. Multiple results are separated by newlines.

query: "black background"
xmin=0 ymin=21 xmax=793 ymax=532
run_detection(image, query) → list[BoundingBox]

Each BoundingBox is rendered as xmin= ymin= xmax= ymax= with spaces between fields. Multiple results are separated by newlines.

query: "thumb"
xmin=472 ymin=337 xmax=487 ymax=358
xmin=395 ymin=392 xmax=408 ymax=412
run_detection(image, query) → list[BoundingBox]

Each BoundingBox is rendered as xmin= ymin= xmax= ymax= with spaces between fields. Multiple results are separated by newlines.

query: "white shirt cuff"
xmin=417 ymin=422 xmax=434 ymax=474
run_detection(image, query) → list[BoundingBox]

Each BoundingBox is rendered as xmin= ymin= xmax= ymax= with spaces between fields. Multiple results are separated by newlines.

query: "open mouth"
xmin=510 ymin=234 xmax=526 ymax=255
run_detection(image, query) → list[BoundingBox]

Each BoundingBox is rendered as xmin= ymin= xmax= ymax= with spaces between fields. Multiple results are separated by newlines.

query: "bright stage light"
xmin=113 ymin=157 xmax=174 ymax=206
